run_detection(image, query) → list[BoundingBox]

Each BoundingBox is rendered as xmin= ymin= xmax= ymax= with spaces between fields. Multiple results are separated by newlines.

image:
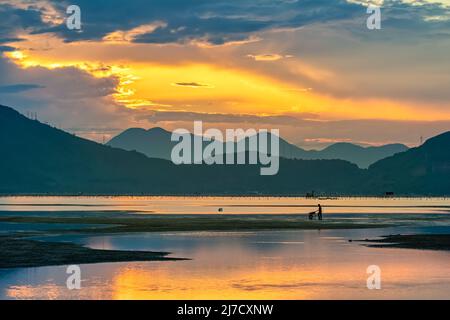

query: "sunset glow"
xmin=1 ymin=0 xmax=450 ymax=146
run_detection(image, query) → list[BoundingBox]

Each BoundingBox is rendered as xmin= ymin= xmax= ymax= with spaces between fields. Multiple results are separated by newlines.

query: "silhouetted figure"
xmin=317 ymin=204 xmax=323 ymax=220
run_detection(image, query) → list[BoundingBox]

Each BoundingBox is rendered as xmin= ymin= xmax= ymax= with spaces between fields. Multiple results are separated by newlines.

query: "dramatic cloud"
xmin=0 ymin=3 xmax=48 ymax=39
xmin=27 ymin=0 xmax=363 ymax=45
xmin=0 ymin=84 xmax=44 ymax=93
xmin=0 ymin=46 xmax=16 ymax=52
xmin=0 ymin=0 xmax=436 ymax=46
xmin=0 ymin=53 xmax=135 ymax=141
xmin=0 ymin=0 xmax=449 ymax=146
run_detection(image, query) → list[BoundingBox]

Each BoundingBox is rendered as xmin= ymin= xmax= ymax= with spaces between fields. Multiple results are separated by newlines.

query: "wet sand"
xmin=0 ymin=235 xmax=184 ymax=269
xmin=360 ymin=234 xmax=450 ymax=251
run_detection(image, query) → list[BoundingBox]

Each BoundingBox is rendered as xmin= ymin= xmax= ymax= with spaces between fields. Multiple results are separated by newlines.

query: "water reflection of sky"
xmin=0 ymin=197 xmax=449 ymax=300
xmin=1 ymin=226 xmax=450 ymax=300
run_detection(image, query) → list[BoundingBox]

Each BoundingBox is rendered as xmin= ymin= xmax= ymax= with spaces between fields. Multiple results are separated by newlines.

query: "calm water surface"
xmin=0 ymin=197 xmax=449 ymax=300
xmin=1 ymin=196 xmax=450 ymax=214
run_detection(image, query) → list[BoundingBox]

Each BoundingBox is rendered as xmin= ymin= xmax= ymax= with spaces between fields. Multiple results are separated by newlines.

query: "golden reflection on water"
xmin=107 ymin=257 xmax=444 ymax=300
xmin=9 ymin=240 xmax=450 ymax=300
xmin=6 ymin=283 xmax=114 ymax=300
xmin=100 ymin=248 xmax=450 ymax=300
xmin=7 ymin=284 xmax=61 ymax=300
xmin=111 ymin=265 xmax=324 ymax=300
xmin=5 ymin=247 xmax=450 ymax=300
xmin=2 ymin=196 xmax=450 ymax=300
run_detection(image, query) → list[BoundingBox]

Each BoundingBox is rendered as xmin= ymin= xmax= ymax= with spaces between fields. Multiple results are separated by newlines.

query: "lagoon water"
xmin=1 ymin=196 xmax=450 ymax=214
xmin=0 ymin=197 xmax=450 ymax=300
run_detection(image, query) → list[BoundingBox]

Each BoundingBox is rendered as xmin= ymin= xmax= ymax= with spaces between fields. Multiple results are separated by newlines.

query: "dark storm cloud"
xmin=0 ymin=46 xmax=16 ymax=52
xmin=0 ymin=84 xmax=45 ymax=94
xmin=0 ymin=38 xmax=23 ymax=44
xmin=0 ymin=3 xmax=47 ymax=40
xmin=37 ymin=0 xmax=365 ymax=44
xmin=2 ymin=1 xmax=449 ymax=46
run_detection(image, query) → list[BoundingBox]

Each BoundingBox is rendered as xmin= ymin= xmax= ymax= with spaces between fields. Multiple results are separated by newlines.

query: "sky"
xmin=0 ymin=0 xmax=449 ymax=148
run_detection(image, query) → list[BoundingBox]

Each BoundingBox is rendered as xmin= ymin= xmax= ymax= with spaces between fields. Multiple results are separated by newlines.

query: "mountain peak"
xmin=122 ymin=127 xmax=147 ymax=134
xmin=323 ymin=143 xmax=363 ymax=152
xmin=147 ymin=127 xmax=170 ymax=134
xmin=118 ymin=127 xmax=171 ymax=137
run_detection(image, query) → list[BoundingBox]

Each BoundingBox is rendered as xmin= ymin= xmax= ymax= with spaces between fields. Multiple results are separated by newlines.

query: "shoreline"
xmin=0 ymin=214 xmax=391 ymax=234
xmin=358 ymin=234 xmax=450 ymax=251
xmin=1 ymin=211 xmax=449 ymax=269
xmin=0 ymin=213 xmax=390 ymax=268
xmin=0 ymin=235 xmax=186 ymax=269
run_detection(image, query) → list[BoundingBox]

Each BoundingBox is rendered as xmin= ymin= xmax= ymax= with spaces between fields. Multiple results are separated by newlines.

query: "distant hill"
xmin=1 ymin=105 xmax=448 ymax=196
xmin=108 ymin=127 xmax=408 ymax=168
xmin=367 ymin=132 xmax=450 ymax=195
xmin=0 ymin=105 xmax=174 ymax=194
xmin=107 ymin=127 xmax=175 ymax=161
xmin=302 ymin=143 xmax=409 ymax=169
xmin=0 ymin=105 xmax=365 ymax=195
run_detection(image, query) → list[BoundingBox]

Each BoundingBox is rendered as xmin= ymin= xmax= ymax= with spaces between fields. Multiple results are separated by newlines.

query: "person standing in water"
xmin=317 ymin=204 xmax=323 ymax=220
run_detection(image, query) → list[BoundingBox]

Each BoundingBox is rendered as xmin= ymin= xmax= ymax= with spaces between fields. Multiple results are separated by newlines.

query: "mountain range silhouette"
xmin=108 ymin=127 xmax=408 ymax=169
xmin=1 ymin=105 xmax=449 ymax=196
